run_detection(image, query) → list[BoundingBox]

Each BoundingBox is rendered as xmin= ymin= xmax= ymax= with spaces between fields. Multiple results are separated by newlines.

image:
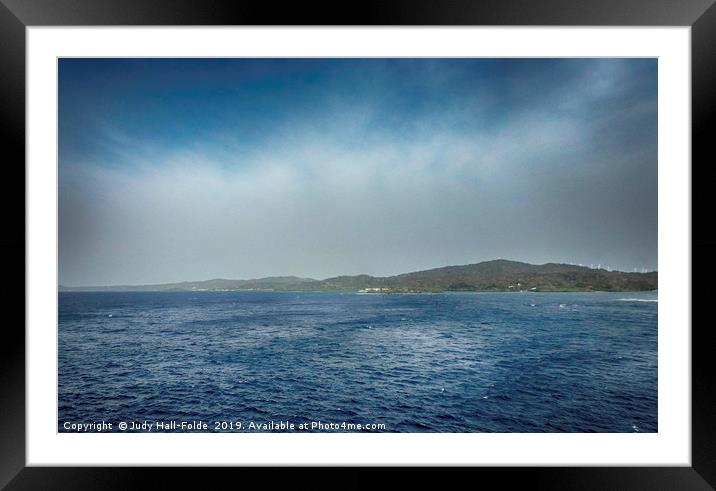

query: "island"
xmin=59 ymin=259 xmax=657 ymax=293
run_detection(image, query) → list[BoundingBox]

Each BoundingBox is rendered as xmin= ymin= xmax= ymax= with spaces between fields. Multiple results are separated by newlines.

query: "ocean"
xmin=58 ymin=290 xmax=657 ymax=432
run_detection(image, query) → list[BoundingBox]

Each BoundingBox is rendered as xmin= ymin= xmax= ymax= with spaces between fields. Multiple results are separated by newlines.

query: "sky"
xmin=59 ymin=58 xmax=657 ymax=286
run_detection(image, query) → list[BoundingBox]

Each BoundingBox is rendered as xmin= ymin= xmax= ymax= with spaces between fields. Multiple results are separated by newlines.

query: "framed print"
xmin=3 ymin=0 xmax=715 ymax=488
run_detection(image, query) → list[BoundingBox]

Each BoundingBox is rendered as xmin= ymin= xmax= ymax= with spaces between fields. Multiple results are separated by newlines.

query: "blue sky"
xmin=59 ymin=58 xmax=657 ymax=286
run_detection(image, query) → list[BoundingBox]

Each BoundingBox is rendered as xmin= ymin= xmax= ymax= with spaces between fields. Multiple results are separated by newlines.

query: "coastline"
xmin=58 ymin=288 xmax=659 ymax=294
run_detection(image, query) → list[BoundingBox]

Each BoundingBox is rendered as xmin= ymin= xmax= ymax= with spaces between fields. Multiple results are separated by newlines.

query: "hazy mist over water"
xmin=58 ymin=58 xmax=657 ymax=286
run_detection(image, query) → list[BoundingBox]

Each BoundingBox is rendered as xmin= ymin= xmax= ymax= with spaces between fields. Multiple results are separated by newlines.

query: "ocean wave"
xmin=618 ymin=298 xmax=658 ymax=302
xmin=59 ymin=290 xmax=658 ymax=433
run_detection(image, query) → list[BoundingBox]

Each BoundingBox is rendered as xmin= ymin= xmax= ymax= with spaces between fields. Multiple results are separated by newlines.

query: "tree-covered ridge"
xmin=60 ymin=259 xmax=657 ymax=293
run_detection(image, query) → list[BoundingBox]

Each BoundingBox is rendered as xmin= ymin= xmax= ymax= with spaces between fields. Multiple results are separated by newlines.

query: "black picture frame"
xmin=2 ymin=0 xmax=713 ymax=488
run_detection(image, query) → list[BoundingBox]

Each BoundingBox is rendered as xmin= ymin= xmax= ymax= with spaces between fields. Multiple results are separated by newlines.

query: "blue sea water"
xmin=58 ymin=291 xmax=657 ymax=432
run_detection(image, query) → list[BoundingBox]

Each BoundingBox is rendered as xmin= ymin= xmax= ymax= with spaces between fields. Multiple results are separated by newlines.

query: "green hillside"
xmin=60 ymin=259 xmax=657 ymax=293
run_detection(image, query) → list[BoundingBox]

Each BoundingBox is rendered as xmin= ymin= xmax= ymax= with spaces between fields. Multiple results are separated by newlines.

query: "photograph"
xmin=58 ymin=57 xmax=658 ymax=434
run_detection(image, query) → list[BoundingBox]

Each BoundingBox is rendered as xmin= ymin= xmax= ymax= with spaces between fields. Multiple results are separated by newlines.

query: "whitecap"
xmin=619 ymin=298 xmax=658 ymax=303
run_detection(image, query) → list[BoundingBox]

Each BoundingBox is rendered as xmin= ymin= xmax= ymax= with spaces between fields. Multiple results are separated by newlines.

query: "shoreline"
xmin=58 ymin=289 xmax=659 ymax=294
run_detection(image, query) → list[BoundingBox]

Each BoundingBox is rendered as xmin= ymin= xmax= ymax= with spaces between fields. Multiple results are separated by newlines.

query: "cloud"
xmin=59 ymin=59 xmax=657 ymax=285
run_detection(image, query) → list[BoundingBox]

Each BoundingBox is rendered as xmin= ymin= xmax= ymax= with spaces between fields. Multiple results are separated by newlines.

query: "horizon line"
xmin=59 ymin=257 xmax=658 ymax=289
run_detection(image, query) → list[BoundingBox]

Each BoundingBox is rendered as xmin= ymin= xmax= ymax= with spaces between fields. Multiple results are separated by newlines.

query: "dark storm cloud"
xmin=58 ymin=58 xmax=657 ymax=286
